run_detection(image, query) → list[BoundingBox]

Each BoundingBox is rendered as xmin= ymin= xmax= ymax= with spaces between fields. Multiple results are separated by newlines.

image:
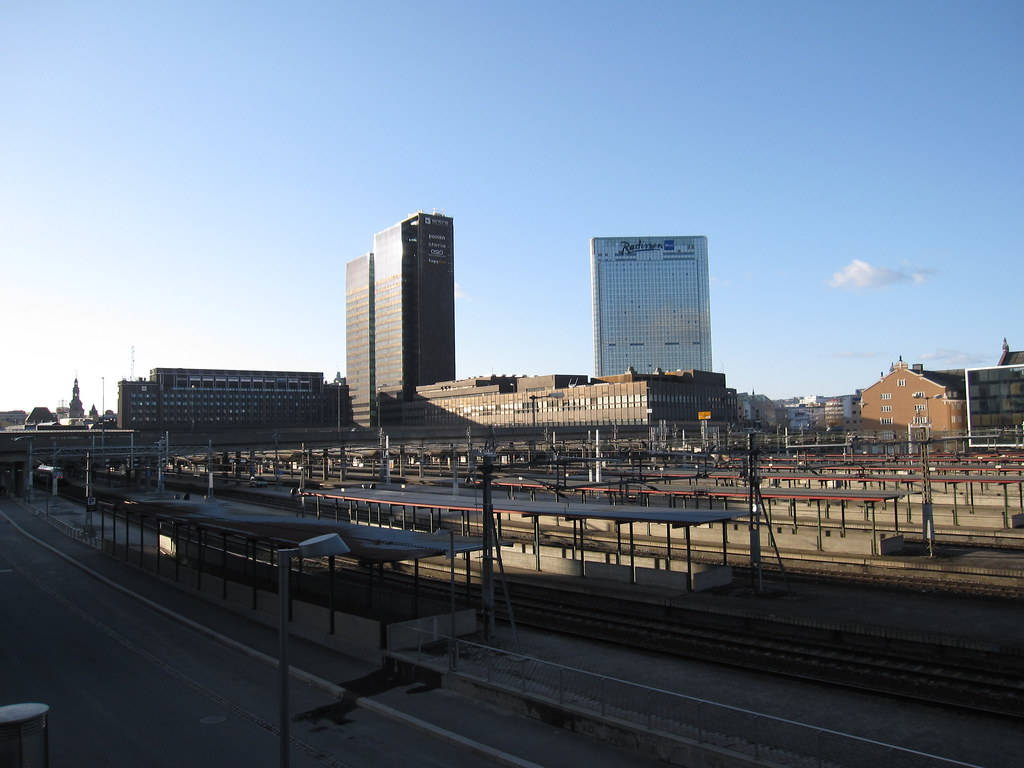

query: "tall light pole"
xmin=278 ymin=534 xmax=349 ymax=768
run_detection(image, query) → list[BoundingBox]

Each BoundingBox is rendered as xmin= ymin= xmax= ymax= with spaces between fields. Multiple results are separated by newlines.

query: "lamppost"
xmin=278 ymin=533 xmax=350 ymax=768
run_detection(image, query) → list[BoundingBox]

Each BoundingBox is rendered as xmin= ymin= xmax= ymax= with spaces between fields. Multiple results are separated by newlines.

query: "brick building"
xmin=860 ymin=359 xmax=965 ymax=437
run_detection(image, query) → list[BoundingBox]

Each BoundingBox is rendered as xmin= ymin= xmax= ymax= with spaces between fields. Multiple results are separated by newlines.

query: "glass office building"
xmin=346 ymin=212 xmax=455 ymax=426
xmin=345 ymin=253 xmax=375 ymax=426
xmin=591 ymin=236 xmax=712 ymax=377
xmin=965 ymin=364 xmax=1024 ymax=447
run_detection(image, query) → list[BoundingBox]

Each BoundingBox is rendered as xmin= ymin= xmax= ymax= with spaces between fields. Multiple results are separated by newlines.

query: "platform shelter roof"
xmin=306 ymin=487 xmax=740 ymax=528
xmin=149 ymin=506 xmax=481 ymax=562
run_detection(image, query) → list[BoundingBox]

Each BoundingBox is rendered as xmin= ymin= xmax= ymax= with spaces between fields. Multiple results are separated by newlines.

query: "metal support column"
xmin=685 ymin=526 xmax=693 ymax=592
xmin=629 ymin=522 xmax=635 ymax=584
xmin=533 ymin=516 xmax=541 ymax=571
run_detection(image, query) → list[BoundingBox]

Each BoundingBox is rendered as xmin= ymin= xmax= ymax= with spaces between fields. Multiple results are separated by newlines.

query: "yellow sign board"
xmin=698 ymin=411 xmax=711 ymax=420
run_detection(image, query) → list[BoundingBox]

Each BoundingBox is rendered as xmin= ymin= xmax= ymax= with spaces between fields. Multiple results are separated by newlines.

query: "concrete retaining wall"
xmin=439 ymin=667 xmax=768 ymax=768
xmin=692 ymin=565 xmax=733 ymax=590
xmin=703 ymin=521 xmax=904 ymax=556
xmin=388 ymin=610 xmax=477 ymax=651
xmin=583 ymin=561 xmax=632 ymax=583
xmin=498 ymin=543 xmax=730 ymax=592
xmin=633 ymin=566 xmax=689 ymax=590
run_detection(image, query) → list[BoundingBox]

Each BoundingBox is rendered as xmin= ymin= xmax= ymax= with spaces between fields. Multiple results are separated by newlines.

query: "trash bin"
xmin=0 ymin=703 xmax=49 ymax=768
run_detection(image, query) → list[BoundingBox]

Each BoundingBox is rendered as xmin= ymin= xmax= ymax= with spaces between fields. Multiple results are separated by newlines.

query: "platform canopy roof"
xmin=520 ymin=505 xmax=737 ymax=526
xmin=148 ymin=505 xmax=481 ymax=563
xmin=306 ymin=487 xmax=742 ymax=527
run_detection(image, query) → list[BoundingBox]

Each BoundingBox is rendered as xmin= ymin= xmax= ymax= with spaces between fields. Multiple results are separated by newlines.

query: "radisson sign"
xmin=615 ymin=238 xmax=696 ymax=256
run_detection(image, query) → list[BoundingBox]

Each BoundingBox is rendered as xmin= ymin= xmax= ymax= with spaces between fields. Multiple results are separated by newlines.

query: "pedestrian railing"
xmin=391 ymin=626 xmax=983 ymax=768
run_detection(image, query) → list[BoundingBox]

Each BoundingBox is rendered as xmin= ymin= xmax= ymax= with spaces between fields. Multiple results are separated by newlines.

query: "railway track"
xmin=89 ymin=476 xmax=1024 ymax=599
xmin=494 ymin=581 xmax=1024 ymax=718
xmin=53 ymin=479 xmax=1024 ymax=717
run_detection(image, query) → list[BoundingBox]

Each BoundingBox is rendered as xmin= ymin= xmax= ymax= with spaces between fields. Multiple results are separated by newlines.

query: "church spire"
xmin=69 ymin=376 xmax=85 ymax=419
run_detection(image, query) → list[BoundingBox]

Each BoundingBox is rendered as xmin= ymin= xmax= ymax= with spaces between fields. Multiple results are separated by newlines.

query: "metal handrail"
xmin=394 ymin=630 xmax=985 ymax=768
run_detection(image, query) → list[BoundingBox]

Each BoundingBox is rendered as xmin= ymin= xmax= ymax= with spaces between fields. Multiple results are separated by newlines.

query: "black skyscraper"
xmin=346 ymin=211 xmax=455 ymax=426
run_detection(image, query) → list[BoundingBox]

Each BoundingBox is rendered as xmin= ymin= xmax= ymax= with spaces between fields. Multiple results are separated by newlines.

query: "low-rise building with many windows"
xmin=860 ymin=359 xmax=964 ymax=438
xmin=117 ymin=368 xmax=348 ymax=431
xmin=378 ymin=369 xmax=736 ymax=429
xmin=736 ymin=392 xmax=785 ymax=429
xmin=824 ymin=393 xmax=861 ymax=431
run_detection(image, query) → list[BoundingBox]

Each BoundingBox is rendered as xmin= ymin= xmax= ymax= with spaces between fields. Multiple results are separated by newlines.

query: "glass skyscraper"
xmin=591 ymin=236 xmax=712 ymax=377
xmin=346 ymin=212 xmax=455 ymax=426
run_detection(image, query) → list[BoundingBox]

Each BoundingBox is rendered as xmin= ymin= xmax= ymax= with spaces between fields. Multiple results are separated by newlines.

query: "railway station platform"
xmin=32 ymin=482 xmax=1024 ymax=649
xmin=10 ymin=490 xmax=1024 ymax=768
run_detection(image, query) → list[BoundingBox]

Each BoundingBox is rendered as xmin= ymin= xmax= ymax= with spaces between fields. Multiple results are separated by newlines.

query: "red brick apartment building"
xmin=861 ymin=359 xmax=965 ymax=437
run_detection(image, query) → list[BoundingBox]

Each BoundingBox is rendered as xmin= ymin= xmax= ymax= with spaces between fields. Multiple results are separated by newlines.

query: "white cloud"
xmin=454 ymin=282 xmax=466 ymax=300
xmin=828 ymin=259 xmax=907 ymax=289
xmin=828 ymin=259 xmax=936 ymax=290
xmin=910 ymin=267 xmax=937 ymax=284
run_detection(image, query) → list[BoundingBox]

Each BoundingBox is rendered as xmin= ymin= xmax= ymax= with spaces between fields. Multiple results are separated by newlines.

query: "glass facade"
xmin=591 ymin=236 xmax=711 ymax=377
xmin=345 ymin=253 xmax=374 ymax=426
xmin=966 ymin=364 xmax=1024 ymax=446
xmin=346 ymin=212 xmax=455 ymax=426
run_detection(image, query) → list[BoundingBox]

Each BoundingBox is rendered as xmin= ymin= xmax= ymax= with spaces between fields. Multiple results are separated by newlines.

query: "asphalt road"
xmin=0 ymin=499 xmax=663 ymax=767
xmin=0 ymin=509 xmax=472 ymax=766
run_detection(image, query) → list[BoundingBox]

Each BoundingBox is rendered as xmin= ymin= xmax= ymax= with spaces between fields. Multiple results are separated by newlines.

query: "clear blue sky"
xmin=3 ymin=1 xmax=1021 ymax=413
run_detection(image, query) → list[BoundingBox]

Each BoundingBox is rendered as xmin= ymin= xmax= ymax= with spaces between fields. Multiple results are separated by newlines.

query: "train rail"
xmin=491 ymin=581 xmax=1024 ymax=718
xmin=49 ymin=479 xmax=1024 ymax=717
